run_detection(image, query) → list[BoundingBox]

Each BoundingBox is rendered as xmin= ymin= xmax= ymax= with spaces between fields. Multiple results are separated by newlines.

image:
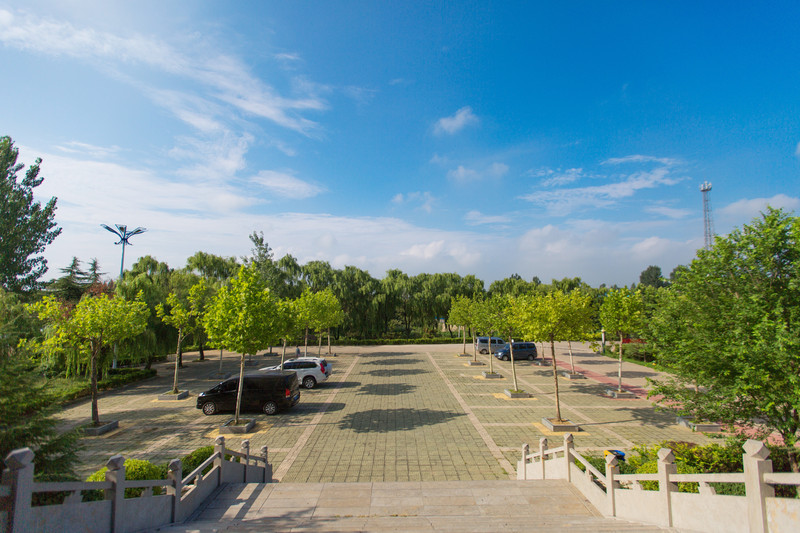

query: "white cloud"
xmin=540 ymin=168 xmax=585 ymax=187
xmin=392 ymin=191 xmax=435 ymax=213
xmin=519 ymin=167 xmax=683 ymax=215
xmin=718 ymin=194 xmax=800 ymax=219
xmin=464 ymin=211 xmax=511 ymax=226
xmin=55 ymin=141 xmax=122 ymax=159
xmin=645 ymin=205 xmax=692 ymax=219
xmin=795 ymin=142 xmax=800 ymax=157
xmin=603 ymin=155 xmax=679 ymax=166
xmin=250 ymin=170 xmax=326 ymax=199
xmin=434 ymin=106 xmax=478 ymax=135
xmin=447 ymin=162 xmax=508 ymax=183
xmin=402 ymin=240 xmax=445 ymax=260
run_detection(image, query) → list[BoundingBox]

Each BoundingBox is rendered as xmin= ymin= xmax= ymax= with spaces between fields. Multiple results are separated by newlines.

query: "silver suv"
xmin=260 ymin=357 xmax=332 ymax=389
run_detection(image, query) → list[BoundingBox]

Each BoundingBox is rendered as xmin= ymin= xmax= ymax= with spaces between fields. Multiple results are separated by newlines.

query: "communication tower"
xmin=700 ymin=182 xmax=715 ymax=250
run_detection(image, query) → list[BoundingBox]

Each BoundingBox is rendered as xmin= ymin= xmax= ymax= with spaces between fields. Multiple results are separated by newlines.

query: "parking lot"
xmin=58 ymin=343 xmax=712 ymax=481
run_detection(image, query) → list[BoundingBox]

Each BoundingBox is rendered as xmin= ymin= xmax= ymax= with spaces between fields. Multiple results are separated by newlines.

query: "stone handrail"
xmin=518 ymin=434 xmax=800 ymax=532
xmin=1 ymin=436 xmax=272 ymax=533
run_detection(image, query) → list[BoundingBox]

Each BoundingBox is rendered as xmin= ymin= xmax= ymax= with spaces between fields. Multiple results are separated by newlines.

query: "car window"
xmin=301 ymin=361 xmax=316 ymax=369
xmin=220 ymin=380 xmax=237 ymax=392
xmin=284 ymin=362 xmax=297 ymax=369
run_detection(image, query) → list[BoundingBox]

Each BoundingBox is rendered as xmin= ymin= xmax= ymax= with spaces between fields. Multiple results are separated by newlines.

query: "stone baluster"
xmin=3 ymin=448 xmax=34 ymax=533
xmin=105 ymin=455 xmax=126 ymax=533
xmin=539 ymin=438 xmax=548 ymax=480
xmin=657 ymin=448 xmax=677 ymax=527
xmin=563 ymin=433 xmax=574 ymax=482
xmin=605 ymin=453 xmax=619 ymax=517
xmin=167 ymin=459 xmax=182 ymax=523
xmin=261 ymin=446 xmax=272 ymax=483
xmin=743 ymin=439 xmax=773 ymax=533
xmin=521 ymin=443 xmax=529 ymax=480
xmin=214 ymin=436 xmax=226 ymax=485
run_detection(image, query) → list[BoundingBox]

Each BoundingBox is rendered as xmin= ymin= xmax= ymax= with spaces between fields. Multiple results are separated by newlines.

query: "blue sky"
xmin=2 ymin=1 xmax=798 ymax=287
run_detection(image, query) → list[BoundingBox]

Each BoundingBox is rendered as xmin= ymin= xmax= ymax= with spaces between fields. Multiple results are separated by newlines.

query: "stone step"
xmin=155 ymin=479 xmax=674 ymax=532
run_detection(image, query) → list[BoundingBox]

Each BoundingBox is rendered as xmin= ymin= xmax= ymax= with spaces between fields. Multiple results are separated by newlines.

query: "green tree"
xmin=514 ymin=290 xmax=584 ymax=422
xmin=187 ymin=278 xmax=213 ymax=361
xmin=648 ymin=208 xmax=800 ymax=471
xmin=0 ymin=136 xmax=62 ymax=293
xmin=28 ymin=293 xmax=149 ymax=426
xmin=448 ymin=295 xmax=474 ymax=354
xmin=185 ymin=251 xmax=238 ymax=282
xmin=156 ymin=292 xmax=192 ymax=394
xmin=204 ymin=264 xmax=280 ymax=424
xmin=0 ymin=358 xmax=81 ymax=481
xmin=600 ymin=287 xmax=644 ymax=392
xmin=562 ymin=291 xmax=596 ymax=373
xmin=312 ymin=288 xmax=344 ymax=355
xmin=639 ymin=265 xmax=669 ymax=288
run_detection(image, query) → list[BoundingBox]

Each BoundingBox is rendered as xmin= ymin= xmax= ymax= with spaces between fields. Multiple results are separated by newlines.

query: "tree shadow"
xmin=361 ymin=356 xmax=423 ymax=365
xmin=357 ymin=383 xmax=416 ymax=396
xmin=323 ymin=380 xmax=361 ymax=389
xmin=292 ymin=402 xmax=346 ymax=414
xmin=338 ymin=408 xmax=463 ymax=433
xmin=365 ymin=368 xmax=429 ymax=377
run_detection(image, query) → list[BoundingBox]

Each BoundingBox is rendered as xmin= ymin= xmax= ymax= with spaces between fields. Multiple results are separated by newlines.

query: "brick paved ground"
xmin=58 ymin=343 xmax=713 ymax=481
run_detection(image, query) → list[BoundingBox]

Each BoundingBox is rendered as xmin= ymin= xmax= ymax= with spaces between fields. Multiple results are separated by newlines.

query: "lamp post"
xmin=101 ymin=224 xmax=147 ymax=279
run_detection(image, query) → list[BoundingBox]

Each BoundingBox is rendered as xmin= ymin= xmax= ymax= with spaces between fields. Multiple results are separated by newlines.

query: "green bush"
xmin=180 ymin=446 xmax=215 ymax=477
xmin=84 ymin=458 xmax=165 ymax=501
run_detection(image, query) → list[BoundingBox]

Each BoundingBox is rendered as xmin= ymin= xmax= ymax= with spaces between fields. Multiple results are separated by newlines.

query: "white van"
xmin=474 ymin=336 xmax=505 ymax=354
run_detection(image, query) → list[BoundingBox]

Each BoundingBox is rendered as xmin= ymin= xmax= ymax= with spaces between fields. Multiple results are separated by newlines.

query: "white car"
xmin=260 ymin=357 xmax=332 ymax=389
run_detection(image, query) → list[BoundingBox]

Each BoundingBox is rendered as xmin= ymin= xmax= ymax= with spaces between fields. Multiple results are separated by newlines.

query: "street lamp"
xmin=101 ymin=224 xmax=147 ymax=279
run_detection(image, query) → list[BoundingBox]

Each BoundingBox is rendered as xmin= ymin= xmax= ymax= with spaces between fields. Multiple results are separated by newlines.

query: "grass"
xmin=34 ymin=367 xmax=158 ymax=406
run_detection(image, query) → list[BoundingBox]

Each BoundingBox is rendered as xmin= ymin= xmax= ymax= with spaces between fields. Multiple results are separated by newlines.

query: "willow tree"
xmin=204 ymin=264 xmax=279 ymax=424
xmin=29 ymin=293 xmax=149 ymax=426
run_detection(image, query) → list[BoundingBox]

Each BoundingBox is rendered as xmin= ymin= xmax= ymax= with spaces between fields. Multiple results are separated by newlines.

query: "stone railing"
xmin=518 ymin=434 xmax=800 ymax=533
xmin=1 ymin=436 xmax=272 ymax=533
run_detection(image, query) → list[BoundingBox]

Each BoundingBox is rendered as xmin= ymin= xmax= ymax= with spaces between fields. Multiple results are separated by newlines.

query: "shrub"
xmin=84 ymin=458 xmax=165 ymax=501
xmin=180 ymin=446 xmax=215 ymax=477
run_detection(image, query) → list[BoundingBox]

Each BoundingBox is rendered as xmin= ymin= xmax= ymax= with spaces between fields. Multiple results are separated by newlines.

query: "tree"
xmin=448 ymin=295 xmax=473 ymax=354
xmin=187 ymin=278 xmax=213 ymax=361
xmin=0 ymin=136 xmax=62 ymax=293
xmin=639 ymin=265 xmax=669 ymax=288
xmin=599 ymin=287 xmax=644 ymax=393
xmin=312 ymin=288 xmax=344 ymax=355
xmin=185 ymin=251 xmax=238 ymax=282
xmin=204 ymin=264 xmax=280 ymax=424
xmin=514 ymin=290 xmax=584 ymax=422
xmin=156 ymin=292 xmax=192 ymax=394
xmin=28 ymin=293 xmax=149 ymax=426
xmin=647 ymin=208 xmax=800 ymax=471
xmin=561 ymin=291 xmax=596 ymax=374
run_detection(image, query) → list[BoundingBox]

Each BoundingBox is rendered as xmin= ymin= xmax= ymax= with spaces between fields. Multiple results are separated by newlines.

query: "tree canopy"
xmin=0 ymin=136 xmax=61 ymax=293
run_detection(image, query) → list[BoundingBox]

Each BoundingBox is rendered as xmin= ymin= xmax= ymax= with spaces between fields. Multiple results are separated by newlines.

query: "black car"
xmin=494 ymin=342 xmax=537 ymax=361
xmin=196 ymin=371 xmax=300 ymax=415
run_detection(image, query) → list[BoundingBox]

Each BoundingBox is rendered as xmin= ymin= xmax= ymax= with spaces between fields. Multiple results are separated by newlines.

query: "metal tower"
xmin=700 ymin=182 xmax=715 ymax=250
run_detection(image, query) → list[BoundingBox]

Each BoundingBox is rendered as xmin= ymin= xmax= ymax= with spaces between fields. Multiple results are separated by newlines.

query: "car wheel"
xmin=528 ymin=354 xmax=535 ymax=361
xmin=302 ymin=376 xmax=316 ymax=389
xmin=503 ymin=355 xmax=509 ymax=361
xmin=263 ymin=401 xmax=278 ymax=415
xmin=201 ymin=402 xmax=217 ymax=416
xmin=480 ymin=349 xmax=488 ymax=355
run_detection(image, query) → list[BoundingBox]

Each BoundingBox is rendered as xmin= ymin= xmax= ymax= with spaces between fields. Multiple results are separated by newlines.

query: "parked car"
xmin=260 ymin=357 xmax=331 ymax=389
xmin=474 ymin=336 xmax=505 ymax=354
xmin=494 ymin=342 xmax=537 ymax=361
xmin=196 ymin=371 xmax=300 ymax=416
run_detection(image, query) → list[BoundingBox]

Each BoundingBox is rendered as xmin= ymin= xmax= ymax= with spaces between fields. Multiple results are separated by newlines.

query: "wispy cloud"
xmin=645 ymin=205 xmax=692 ymax=219
xmin=434 ymin=106 xmax=478 ymax=135
xmin=447 ymin=162 xmax=508 ymax=183
xmin=464 ymin=210 xmax=511 ymax=226
xmin=603 ymin=155 xmax=679 ymax=166
xmin=519 ymin=167 xmax=683 ymax=215
xmin=55 ymin=141 xmax=122 ymax=159
xmin=250 ymin=170 xmax=326 ymax=199
xmin=529 ymin=167 xmax=587 ymax=187
xmin=392 ymin=191 xmax=436 ymax=213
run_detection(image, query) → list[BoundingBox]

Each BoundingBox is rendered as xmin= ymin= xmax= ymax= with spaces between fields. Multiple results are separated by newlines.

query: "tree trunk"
xmin=304 ymin=325 xmax=309 ymax=356
xmin=198 ymin=339 xmax=205 ymax=361
xmin=234 ymin=353 xmax=245 ymax=425
xmin=618 ymin=333 xmax=624 ymax=391
xmin=90 ymin=343 xmax=100 ymax=426
xmin=510 ymin=341 xmax=518 ymax=391
xmin=172 ymin=330 xmax=182 ymax=394
xmin=177 ymin=341 xmax=183 ymax=368
xmin=551 ymin=337 xmax=562 ymax=421
xmin=327 ymin=327 xmax=332 ymax=354
xmin=568 ymin=340 xmax=575 ymax=373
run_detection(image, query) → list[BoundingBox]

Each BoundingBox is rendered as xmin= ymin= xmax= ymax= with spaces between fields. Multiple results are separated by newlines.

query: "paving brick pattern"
xmin=59 ymin=343 xmax=712 ymax=482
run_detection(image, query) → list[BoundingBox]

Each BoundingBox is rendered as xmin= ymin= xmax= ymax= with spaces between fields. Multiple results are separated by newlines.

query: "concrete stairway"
xmin=154 ymin=479 xmax=674 ymax=532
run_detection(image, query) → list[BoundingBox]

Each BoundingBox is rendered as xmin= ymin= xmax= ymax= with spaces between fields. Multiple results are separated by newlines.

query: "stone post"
xmin=521 ymin=443 xmax=529 ymax=480
xmin=563 ymin=433 xmax=574 ymax=482
xmin=657 ymin=448 xmax=677 ymax=527
xmin=3 ymin=448 xmax=35 ymax=533
xmin=539 ymin=438 xmax=548 ymax=480
xmin=605 ymin=453 xmax=619 ymax=517
xmin=105 ymin=455 xmax=126 ymax=533
xmin=261 ymin=446 xmax=272 ymax=483
xmin=167 ymin=459 xmax=182 ymax=523
xmin=214 ymin=436 xmax=226 ymax=485
xmin=743 ymin=439 xmax=773 ymax=533
xmin=241 ymin=440 xmax=250 ymax=482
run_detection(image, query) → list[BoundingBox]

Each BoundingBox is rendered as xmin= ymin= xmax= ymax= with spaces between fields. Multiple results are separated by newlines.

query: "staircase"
xmin=156 ymin=479 xmax=673 ymax=532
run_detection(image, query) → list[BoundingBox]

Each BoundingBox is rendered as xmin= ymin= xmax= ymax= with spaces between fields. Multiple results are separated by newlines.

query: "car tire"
xmin=201 ymin=402 xmax=217 ymax=416
xmin=263 ymin=401 xmax=278 ymax=415
xmin=480 ymin=349 xmax=488 ymax=355
xmin=528 ymin=354 xmax=535 ymax=361
xmin=302 ymin=376 xmax=316 ymax=389
xmin=503 ymin=355 xmax=509 ymax=361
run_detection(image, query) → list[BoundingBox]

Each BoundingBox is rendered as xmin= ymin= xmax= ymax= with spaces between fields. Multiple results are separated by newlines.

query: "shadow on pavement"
xmin=338 ymin=408 xmax=463 ymax=433
xmin=357 ymin=383 xmax=416 ymax=396
xmin=364 ymin=368 xmax=429 ymax=377
xmin=361 ymin=356 xmax=423 ymax=365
